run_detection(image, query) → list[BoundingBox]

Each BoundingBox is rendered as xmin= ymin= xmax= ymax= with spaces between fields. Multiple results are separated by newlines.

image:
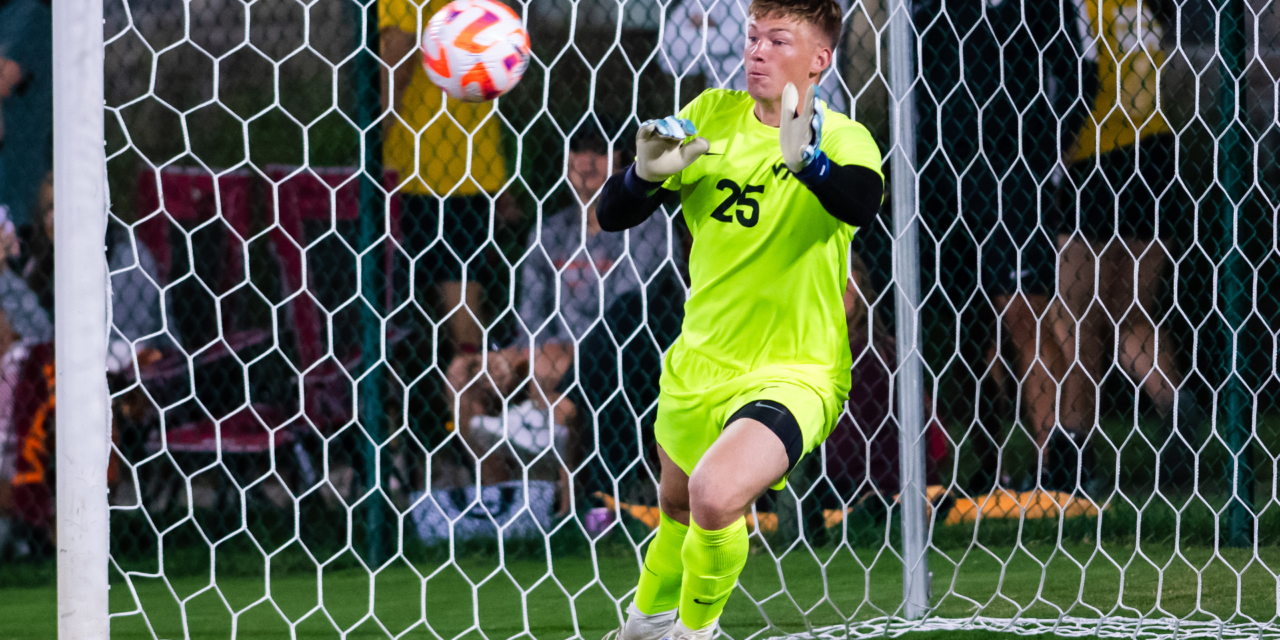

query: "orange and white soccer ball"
xmin=422 ymin=0 xmax=531 ymax=102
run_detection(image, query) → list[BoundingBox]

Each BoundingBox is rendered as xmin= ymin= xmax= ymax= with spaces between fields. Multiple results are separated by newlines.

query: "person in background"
xmin=0 ymin=173 xmax=52 ymax=557
xmin=914 ymin=0 xmax=1081 ymax=493
xmin=1053 ymin=0 xmax=1194 ymax=492
xmin=823 ymin=251 xmax=945 ymax=502
xmin=512 ymin=127 xmax=681 ymax=504
xmin=0 ymin=175 xmax=166 ymax=555
xmin=379 ymin=0 xmax=517 ymax=361
xmin=6 ymin=175 xmax=168 ymax=342
xmin=0 ymin=255 xmax=40 ymax=555
xmin=0 ymin=175 xmax=55 ymax=378
xmin=0 ymin=181 xmax=52 ymax=343
xmin=775 ymin=250 xmax=948 ymax=545
xmin=0 ymin=55 xmax=23 ymax=140
xmin=0 ymin=0 xmax=52 ymax=229
xmin=427 ymin=128 xmax=678 ymax=542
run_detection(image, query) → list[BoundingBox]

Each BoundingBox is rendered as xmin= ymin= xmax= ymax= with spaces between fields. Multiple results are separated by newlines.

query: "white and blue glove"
xmin=780 ymin=82 xmax=828 ymax=180
xmin=634 ymin=116 xmax=710 ymax=182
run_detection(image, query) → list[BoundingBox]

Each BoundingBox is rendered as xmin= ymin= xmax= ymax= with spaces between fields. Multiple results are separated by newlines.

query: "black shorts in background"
xmin=1062 ymin=133 xmax=1179 ymax=242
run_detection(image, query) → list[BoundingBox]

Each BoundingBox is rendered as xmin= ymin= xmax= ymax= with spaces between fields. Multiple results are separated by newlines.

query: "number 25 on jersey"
xmin=710 ymin=179 xmax=765 ymax=228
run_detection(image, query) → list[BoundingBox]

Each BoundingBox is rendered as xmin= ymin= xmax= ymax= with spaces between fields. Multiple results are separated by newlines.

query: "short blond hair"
xmin=748 ymin=0 xmax=843 ymax=49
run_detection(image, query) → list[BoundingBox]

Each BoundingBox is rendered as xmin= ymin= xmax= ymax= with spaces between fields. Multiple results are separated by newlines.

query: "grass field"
xmin=4 ymin=412 xmax=1276 ymax=638
xmin=2 ymin=540 xmax=1275 ymax=639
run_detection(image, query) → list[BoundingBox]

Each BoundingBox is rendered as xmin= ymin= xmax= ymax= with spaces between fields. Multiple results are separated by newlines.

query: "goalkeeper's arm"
xmin=597 ymin=165 xmax=669 ymax=232
xmin=792 ymin=157 xmax=884 ymax=228
xmin=781 ymin=82 xmax=884 ymax=227
xmin=600 ymin=115 xmax=706 ymax=232
xmin=598 ymin=158 xmax=883 ymax=231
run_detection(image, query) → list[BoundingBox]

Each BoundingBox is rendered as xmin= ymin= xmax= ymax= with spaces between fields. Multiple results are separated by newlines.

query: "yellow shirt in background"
xmin=1071 ymin=0 xmax=1172 ymax=161
xmin=378 ymin=0 xmax=506 ymax=196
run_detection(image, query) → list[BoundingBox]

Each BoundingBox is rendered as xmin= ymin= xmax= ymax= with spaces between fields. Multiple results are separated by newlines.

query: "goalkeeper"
xmin=596 ymin=1 xmax=882 ymax=638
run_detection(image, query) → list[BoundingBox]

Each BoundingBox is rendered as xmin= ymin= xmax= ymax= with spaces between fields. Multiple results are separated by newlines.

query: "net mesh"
xmin=2 ymin=0 xmax=1279 ymax=636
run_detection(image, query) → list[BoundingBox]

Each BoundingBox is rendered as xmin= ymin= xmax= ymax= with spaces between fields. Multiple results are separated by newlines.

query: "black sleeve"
xmin=796 ymin=160 xmax=884 ymax=227
xmin=597 ymin=165 xmax=670 ymax=232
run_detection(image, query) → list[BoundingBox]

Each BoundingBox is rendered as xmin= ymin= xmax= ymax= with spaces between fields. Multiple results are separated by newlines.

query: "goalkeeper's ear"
xmin=809 ymin=46 xmax=832 ymax=77
xmin=800 ymin=18 xmax=833 ymax=78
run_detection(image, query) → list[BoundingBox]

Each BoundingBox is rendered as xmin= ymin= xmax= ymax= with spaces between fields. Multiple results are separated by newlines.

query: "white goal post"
xmin=54 ymin=0 xmax=109 ymax=632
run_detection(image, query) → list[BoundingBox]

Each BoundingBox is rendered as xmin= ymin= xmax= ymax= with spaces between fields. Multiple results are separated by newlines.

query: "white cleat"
xmin=603 ymin=603 xmax=678 ymax=640
xmin=660 ymin=619 xmax=717 ymax=640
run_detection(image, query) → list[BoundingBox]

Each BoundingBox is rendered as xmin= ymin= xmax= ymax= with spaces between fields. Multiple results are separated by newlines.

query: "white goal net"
xmin=21 ymin=0 xmax=1280 ymax=636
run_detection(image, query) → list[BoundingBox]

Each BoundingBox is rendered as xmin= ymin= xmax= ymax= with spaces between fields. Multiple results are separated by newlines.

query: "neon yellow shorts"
xmin=654 ymin=345 xmax=847 ymax=490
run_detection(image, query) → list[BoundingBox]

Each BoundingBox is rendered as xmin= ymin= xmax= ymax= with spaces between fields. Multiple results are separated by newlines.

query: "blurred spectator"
xmin=0 ymin=178 xmax=52 ymax=343
xmin=914 ymin=0 xmax=1080 ymax=493
xmin=515 ymin=128 xmax=679 ymax=501
xmin=379 ymin=0 xmax=516 ymax=360
xmin=0 ymin=176 xmax=52 ymax=555
xmin=822 ymin=252 xmax=945 ymax=503
xmin=0 ymin=174 xmax=52 ymax=557
xmin=422 ymin=129 xmax=676 ymax=542
xmin=107 ymin=225 xmax=172 ymax=345
xmin=8 ymin=341 xmax=53 ymax=549
xmin=0 ymin=174 xmax=165 ymax=555
xmin=661 ymin=0 xmax=750 ymax=90
xmin=0 ymin=56 xmax=21 ymax=139
xmin=660 ymin=0 xmax=848 ymax=113
xmin=13 ymin=175 xmax=51 ymax=315
xmin=834 ymin=0 xmax=887 ymax=142
xmin=6 ymin=174 xmax=167 ymax=342
xmin=1053 ymin=0 xmax=1194 ymax=490
xmin=0 ymin=334 xmax=34 ymax=555
xmin=0 ymin=0 xmax=52 ymax=229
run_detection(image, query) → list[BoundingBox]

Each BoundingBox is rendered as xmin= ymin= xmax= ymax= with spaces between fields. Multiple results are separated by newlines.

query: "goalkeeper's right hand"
xmin=634 ymin=116 xmax=710 ymax=182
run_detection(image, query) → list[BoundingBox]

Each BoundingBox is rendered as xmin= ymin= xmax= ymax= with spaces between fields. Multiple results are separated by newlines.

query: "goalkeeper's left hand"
xmin=779 ymin=82 xmax=825 ymax=175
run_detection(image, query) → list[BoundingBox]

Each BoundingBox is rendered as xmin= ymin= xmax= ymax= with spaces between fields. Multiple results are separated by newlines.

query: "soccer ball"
xmin=421 ymin=0 xmax=531 ymax=102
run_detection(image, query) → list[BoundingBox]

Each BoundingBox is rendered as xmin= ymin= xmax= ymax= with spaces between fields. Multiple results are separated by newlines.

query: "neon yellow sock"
xmin=678 ymin=518 xmax=749 ymax=630
xmin=633 ymin=512 xmax=688 ymax=615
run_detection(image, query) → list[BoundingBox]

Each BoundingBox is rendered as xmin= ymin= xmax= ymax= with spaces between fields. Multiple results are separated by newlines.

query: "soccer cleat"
xmin=603 ymin=603 xmax=678 ymax=640
xmin=660 ymin=619 xmax=718 ymax=640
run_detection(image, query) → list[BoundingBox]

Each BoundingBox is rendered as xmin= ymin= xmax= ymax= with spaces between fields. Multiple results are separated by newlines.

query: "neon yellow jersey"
xmin=1070 ymin=0 xmax=1172 ymax=161
xmin=661 ymin=89 xmax=883 ymax=393
xmin=379 ymin=0 xmax=506 ymax=196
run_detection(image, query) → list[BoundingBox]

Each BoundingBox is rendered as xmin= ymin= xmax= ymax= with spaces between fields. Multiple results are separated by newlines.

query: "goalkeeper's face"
xmin=744 ymin=14 xmax=832 ymax=104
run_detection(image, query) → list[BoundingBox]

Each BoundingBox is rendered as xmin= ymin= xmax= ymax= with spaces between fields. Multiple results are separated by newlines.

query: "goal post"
xmin=886 ymin=0 xmax=928 ymax=619
xmin=53 ymin=0 xmax=109 ymax=632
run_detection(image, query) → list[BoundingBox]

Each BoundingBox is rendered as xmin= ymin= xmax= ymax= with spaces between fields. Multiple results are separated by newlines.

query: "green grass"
xmin=3 ymin=541 xmax=1276 ymax=639
xmin=5 ymin=410 xmax=1275 ymax=639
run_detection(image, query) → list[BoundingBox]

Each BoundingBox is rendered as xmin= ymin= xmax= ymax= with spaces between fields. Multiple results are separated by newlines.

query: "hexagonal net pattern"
xmin=43 ymin=0 xmax=1278 ymax=636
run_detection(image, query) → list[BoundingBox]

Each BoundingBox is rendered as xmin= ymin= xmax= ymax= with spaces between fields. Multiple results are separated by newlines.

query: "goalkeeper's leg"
xmin=616 ymin=448 xmax=690 ymax=640
xmin=675 ymin=416 xmax=790 ymax=634
xmin=620 ymin=425 xmax=789 ymax=639
xmin=624 ymin=376 xmax=824 ymax=639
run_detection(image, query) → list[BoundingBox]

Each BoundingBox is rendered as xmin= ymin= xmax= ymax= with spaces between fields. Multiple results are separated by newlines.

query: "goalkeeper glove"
xmin=780 ymin=82 xmax=827 ymax=177
xmin=634 ymin=116 xmax=710 ymax=182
